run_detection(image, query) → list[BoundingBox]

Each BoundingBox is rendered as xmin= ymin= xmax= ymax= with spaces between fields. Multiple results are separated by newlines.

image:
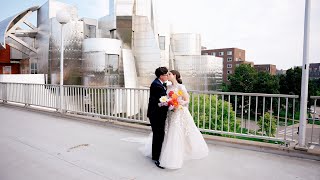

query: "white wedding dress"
xmin=141 ymin=84 xmax=209 ymax=169
xmin=123 ymin=84 xmax=209 ymax=169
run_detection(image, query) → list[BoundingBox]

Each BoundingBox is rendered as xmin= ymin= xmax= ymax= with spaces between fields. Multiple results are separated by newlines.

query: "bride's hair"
xmin=170 ymin=70 xmax=182 ymax=84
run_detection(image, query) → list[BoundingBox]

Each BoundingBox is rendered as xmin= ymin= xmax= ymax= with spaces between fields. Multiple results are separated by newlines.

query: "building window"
xmin=227 ymin=51 xmax=232 ymax=55
xmin=88 ymin=25 xmax=96 ymax=38
xmin=266 ymin=67 xmax=270 ymax=71
xmin=105 ymin=54 xmax=119 ymax=74
xmin=219 ymin=52 xmax=224 ymax=56
xmin=211 ymin=52 xmax=216 ymax=56
xmin=227 ymin=64 xmax=232 ymax=68
xmin=227 ymin=57 xmax=232 ymax=62
xmin=159 ymin=36 xmax=165 ymax=50
xmin=227 ymin=70 xmax=232 ymax=74
xmin=203 ymin=53 xmax=208 ymax=55
xmin=31 ymin=63 xmax=38 ymax=74
xmin=3 ymin=66 xmax=11 ymax=74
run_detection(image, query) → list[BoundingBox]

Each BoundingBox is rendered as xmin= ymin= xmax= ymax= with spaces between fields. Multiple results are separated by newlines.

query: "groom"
xmin=147 ymin=67 xmax=169 ymax=169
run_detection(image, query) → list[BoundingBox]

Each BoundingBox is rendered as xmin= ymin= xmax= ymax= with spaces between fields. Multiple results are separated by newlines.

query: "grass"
xmin=308 ymin=119 xmax=320 ymax=125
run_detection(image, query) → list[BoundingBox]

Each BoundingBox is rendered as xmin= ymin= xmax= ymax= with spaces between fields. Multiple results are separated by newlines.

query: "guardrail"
xmin=1 ymin=82 xmax=314 ymax=146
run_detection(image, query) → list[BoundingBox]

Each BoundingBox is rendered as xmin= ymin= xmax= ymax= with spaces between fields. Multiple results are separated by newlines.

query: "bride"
xmin=143 ymin=70 xmax=209 ymax=169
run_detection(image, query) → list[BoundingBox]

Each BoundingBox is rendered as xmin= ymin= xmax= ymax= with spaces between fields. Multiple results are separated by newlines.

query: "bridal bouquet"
xmin=159 ymin=90 xmax=184 ymax=111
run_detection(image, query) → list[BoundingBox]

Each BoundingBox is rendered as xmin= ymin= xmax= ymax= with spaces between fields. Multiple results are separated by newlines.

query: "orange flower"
xmin=172 ymin=93 xmax=178 ymax=99
xmin=172 ymin=98 xmax=179 ymax=107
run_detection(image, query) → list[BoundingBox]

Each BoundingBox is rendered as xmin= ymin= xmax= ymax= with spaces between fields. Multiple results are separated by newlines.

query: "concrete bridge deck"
xmin=0 ymin=105 xmax=319 ymax=180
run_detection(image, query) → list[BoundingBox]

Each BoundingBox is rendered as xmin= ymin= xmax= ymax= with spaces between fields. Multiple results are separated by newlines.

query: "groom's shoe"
xmin=154 ymin=160 xmax=165 ymax=169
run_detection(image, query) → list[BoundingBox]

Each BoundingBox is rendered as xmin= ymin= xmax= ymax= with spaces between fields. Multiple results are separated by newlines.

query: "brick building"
xmin=0 ymin=44 xmax=20 ymax=74
xmin=202 ymin=48 xmax=253 ymax=82
xmin=309 ymin=63 xmax=320 ymax=79
xmin=254 ymin=64 xmax=277 ymax=75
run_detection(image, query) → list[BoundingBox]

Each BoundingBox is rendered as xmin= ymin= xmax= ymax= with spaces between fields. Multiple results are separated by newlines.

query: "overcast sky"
xmin=1 ymin=0 xmax=319 ymax=70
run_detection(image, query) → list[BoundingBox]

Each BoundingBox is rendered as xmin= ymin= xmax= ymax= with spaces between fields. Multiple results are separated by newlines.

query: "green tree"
xmin=189 ymin=94 xmax=241 ymax=133
xmin=253 ymin=72 xmax=279 ymax=94
xmin=225 ymin=64 xmax=257 ymax=93
xmin=257 ymin=112 xmax=276 ymax=137
xmin=279 ymin=67 xmax=302 ymax=95
xmin=309 ymin=78 xmax=320 ymax=106
xmin=223 ymin=65 xmax=280 ymax=117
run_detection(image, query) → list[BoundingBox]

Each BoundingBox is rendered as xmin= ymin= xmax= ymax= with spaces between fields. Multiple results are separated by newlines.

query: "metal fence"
xmin=309 ymin=96 xmax=320 ymax=146
xmin=1 ymin=82 xmax=318 ymax=146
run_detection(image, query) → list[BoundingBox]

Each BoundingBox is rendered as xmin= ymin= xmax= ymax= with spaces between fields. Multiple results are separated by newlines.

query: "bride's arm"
xmin=179 ymin=85 xmax=190 ymax=105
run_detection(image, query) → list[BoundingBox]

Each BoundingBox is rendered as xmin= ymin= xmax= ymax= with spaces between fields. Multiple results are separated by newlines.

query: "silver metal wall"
xmin=82 ymin=38 xmax=124 ymax=87
xmin=2 ymin=0 xmax=223 ymax=92
xmin=133 ymin=15 xmax=161 ymax=87
xmin=49 ymin=19 xmax=83 ymax=85
xmin=37 ymin=0 xmax=84 ymax=85
xmin=171 ymin=33 xmax=201 ymax=56
xmin=174 ymin=55 xmax=223 ymax=91
xmin=116 ymin=0 xmax=134 ymax=16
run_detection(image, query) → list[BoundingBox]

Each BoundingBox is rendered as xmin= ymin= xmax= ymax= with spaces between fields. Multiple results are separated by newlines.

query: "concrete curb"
xmin=1 ymin=103 xmax=319 ymax=161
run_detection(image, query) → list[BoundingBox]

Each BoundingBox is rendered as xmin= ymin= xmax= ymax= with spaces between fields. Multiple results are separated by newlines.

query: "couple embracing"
xmin=147 ymin=67 xmax=208 ymax=169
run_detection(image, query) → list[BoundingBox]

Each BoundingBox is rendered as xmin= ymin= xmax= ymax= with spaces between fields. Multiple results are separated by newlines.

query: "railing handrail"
xmin=0 ymin=82 xmax=299 ymax=98
xmin=189 ymin=90 xmax=299 ymax=98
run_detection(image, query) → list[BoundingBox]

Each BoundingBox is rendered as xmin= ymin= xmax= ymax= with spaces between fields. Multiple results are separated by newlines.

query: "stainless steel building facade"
xmin=0 ymin=0 xmax=222 ymax=90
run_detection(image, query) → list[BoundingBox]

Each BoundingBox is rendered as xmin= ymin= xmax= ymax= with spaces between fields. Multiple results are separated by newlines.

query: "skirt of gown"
xmin=158 ymin=106 xmax=209 ymax=169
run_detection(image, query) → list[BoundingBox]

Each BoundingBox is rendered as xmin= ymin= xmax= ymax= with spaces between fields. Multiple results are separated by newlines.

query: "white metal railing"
xmin=1 ymin=82 xmax=317 ymax=146
xmin=309 ymin=96 xmax=320 ymax=146
xmin=188 ymin=91 xmax=300 ymax=144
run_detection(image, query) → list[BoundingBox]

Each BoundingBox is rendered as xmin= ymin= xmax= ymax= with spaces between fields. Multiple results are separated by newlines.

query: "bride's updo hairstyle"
xmin=170 ymin=70 xmax=182 ymax=84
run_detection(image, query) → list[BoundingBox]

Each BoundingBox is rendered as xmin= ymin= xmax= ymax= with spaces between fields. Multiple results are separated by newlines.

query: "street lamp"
xmin=298 ymin=0 xmax=311 ymax=149
xmin=56 ymin=10 xmax=70 ymax=113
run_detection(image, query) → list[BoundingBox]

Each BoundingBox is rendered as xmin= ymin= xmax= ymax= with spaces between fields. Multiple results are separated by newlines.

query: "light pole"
xmin=56 ymin=11 xmax=70 ymax=113
xmin=298 ymin=0 xmax=311 ymax=149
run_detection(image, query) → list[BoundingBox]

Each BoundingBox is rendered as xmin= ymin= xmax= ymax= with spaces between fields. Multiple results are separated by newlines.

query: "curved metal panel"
xmin=82 ymin=38 xmax=123 ymax=87
xmin=171 ymin=33 xmax=201 ymax=56
xmin=116 ymin=0 xmax=134 ymax=16
xmin=83 ymin=38 xmax=121 ymax=54
xmin=122 ymin=49 xmax=138 ymax=88
xmin=174 ymin=55 xmax=223 ymax=91
xmin=0 ymin=6 xmax=39 ymax=49
xmin=133 ymin=16 xmax=161 ymax=87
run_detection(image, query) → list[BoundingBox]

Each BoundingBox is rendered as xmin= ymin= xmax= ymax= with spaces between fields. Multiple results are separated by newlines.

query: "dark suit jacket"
xmin=147 ymin=78 xmax=168 ymax=121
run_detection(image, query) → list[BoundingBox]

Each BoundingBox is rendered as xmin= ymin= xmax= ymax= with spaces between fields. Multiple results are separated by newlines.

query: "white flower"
xmin=168 ymin=105 xmax=174 ymax=111
xmin=165 ymin=80 xmax=172 ymax=86
xmin=160 ymin=96 xmax=168 ymax=103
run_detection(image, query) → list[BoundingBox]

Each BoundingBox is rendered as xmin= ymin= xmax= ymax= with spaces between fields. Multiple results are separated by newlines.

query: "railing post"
xmin=3 ymin=83 xmax=7 ymax=103
xmin=0 ymin=83 xmax=2 ymax=103
xmin=60 ymin=85 xmax=64 ymax=113
xmin=24 ymin=83 xmax=30 ymax=107
xmin=55 ymin=85 xmax=59 ymax=111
